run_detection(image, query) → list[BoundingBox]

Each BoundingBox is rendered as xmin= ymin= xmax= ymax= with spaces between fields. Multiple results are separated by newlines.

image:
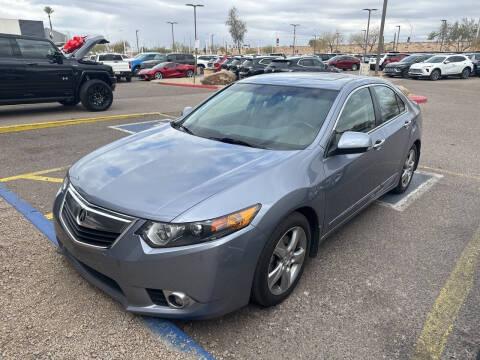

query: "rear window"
xmin=268 ymin=60 xmax=289 ymax=69
xmin=0 ymin=38 xmax=13 ymax=57
xmin=99 ymin=54 xmax=123 ymax=61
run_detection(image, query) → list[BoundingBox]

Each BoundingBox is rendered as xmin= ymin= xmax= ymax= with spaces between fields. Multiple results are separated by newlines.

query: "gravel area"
xmin=0 ymin=198 xmax=191 ymax=360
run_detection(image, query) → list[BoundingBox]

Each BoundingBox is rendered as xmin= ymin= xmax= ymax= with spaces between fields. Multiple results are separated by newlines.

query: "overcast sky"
xmin=0 ymin=0 xmax=477 ymax=49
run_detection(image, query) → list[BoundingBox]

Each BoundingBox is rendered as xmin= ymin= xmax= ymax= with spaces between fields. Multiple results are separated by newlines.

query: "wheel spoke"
xmin=279 ymin=268 xmax=291 ymax=291
xmin=274 ymin=239 xmax=288 ymax=259
xmin=268 ymin=263 xmax=283 ymax=288
xmin=287 ymin=228 xmax=300 ymax=252
xmin=291 ymin=247 xmax=305 ymax=264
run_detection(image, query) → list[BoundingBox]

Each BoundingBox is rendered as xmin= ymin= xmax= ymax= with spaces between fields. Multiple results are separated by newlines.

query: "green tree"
xmin=308 ymin=38 xmax=327 ymax=53
xmin=226 ymin=7 xmax=247 ymax=54
xmin=428 ymin=18 xmax=478 ymax=51
xmin=110 ymin=40 xmax=130 ymax=53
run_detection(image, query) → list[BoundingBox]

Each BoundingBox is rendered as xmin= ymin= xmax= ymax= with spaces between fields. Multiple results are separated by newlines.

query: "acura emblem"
xmin=78 ymin=209 xmax=87 ymax=223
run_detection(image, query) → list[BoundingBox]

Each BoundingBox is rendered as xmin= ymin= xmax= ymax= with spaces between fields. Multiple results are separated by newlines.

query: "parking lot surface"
xmin=1 ymin=78 xmax=479 ymax=359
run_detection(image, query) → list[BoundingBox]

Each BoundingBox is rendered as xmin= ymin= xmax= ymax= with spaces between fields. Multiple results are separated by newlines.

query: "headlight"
xmin=137 ymin=204 xmax=261 ymax=248
xmin=61 ymin=176 xmax=69 ymax=192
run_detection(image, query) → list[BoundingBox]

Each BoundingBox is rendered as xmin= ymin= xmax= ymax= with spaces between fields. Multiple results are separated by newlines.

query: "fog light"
xmin=163 ymin=290 xmax=192 ymax=309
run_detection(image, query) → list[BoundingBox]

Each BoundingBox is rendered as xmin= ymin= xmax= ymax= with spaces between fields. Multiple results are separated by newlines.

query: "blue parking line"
xmin=0 ymin=182 xmax=214 ymax=360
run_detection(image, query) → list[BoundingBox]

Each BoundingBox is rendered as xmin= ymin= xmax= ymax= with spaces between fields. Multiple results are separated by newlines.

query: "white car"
xmin=408 ymin=54 xmax=473 ymax=81
xmin=93 ymin=53 xmax=132 ymax=82
xmin=196 ymin=55 xmax=216 ymax=69
xmin=369 ymin=54 xmax=386 ymax=70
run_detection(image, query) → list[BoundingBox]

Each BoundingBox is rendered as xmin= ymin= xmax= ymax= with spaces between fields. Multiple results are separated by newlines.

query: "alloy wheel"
xmin=89 ymin=85 xmax=109 ymax=107
xmin=401 ymin=148 xmax=416 ymax=188
xmin=267 ymin=226 xmax=307 ymax=296
xmin=154 ymin=72 xmax=163 ymax=79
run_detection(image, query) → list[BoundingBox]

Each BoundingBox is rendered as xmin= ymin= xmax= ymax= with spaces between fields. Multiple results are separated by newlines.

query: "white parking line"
xmin=377 ymin=170 xmax=443 ymax=212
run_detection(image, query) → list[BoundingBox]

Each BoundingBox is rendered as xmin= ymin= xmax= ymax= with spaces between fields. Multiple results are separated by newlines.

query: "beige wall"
xmin=0 ymin=19 xmax=21 ymax=35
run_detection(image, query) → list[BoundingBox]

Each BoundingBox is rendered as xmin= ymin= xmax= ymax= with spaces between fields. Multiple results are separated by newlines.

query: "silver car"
xmin=53 ymin=73 xmax=422 ymax=319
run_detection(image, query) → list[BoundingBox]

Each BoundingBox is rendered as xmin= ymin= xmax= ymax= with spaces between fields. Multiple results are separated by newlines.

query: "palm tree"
xmin=44 ymin=6 xmax=54 ymax=39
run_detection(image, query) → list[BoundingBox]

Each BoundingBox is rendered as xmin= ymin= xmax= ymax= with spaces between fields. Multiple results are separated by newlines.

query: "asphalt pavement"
xmin=0 ymin=76 xmax=479 ymax=360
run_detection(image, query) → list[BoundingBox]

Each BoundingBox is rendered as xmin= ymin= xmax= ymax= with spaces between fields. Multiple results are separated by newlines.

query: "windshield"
xmin=133 ymin=53 xmax=145 ymax=60
xmin=425 ymin=56 xmax=446 ymax=63
xmin=401 ymin=56 xmax=419 ymax=63
xmin=230 ymin=59 xmax=241 ymax=65
xmin=242 ymin=60 xmax=253 ymax=67
xmin=178 ymin=83 xmax=338 ymax=150
xmin=153 ymin=62 xmax=167 ymax=69
xmin=329 ymin=56 xmax=339 ymax=61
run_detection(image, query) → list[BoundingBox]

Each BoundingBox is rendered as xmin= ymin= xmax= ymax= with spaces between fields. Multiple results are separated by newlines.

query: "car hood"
xmin=69 ymin=125 xmax=296 ymax=222
xmin=410 ymin=63 xmax=432 ymax=69
xmin=66 ymin=35 xmax=109 ymax=60
xmin=386 ymin=62 xmax=407 ymax=68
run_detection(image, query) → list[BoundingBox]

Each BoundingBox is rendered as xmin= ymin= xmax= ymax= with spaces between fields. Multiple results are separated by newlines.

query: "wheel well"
xmin=413 ymin=140 xmax=421 ymax=170
xmin=295 ymin=206 xmax=320 ymax=258
xmin=432 ymin=68 xmax=441 ymax=75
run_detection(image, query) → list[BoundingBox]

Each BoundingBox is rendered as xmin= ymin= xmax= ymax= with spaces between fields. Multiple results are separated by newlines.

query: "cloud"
xmin=0 ymin=0 xmax=475 ymax=48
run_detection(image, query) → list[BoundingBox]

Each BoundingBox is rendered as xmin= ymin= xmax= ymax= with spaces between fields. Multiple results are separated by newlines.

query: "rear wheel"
xmin=125 ymin=76 xmax=132 ymax=82
xmin=392 ymin=145 xmax=418 ymax=194
xmin=79 ymin=79 xmax=113 ymax=112
xmin=461 ymin=68 xmax=470 ymax=79
xmin=252 ymin=212 xmax=311 ymax=307
xmin=186 ymin=70 xmax=194 ymax=77
xmin=133 ymin=67 xmax=141 ymax=76
xmin=351 ymin=64 xmax=358 ymax=71
xmin=430 ymin=69 xmax=440 ymax=81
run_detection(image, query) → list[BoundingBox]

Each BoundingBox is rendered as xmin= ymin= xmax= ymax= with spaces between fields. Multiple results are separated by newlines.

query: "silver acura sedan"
xmin=53 ymin=73 xmax=421 ymax=319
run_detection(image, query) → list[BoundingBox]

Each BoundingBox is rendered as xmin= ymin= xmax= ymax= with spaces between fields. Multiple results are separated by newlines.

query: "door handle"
xmin=372 ymin=139 xmax=385 ymax=150
xmin=403 ymin=120 xmax=412 ymax=128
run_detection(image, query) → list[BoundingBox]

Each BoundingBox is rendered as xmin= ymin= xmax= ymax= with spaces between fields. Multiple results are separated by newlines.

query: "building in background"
xmin=45 ymin=28 xmax=69 ymax=46
xmin=0 ymin=18 xmax=45 ymax=37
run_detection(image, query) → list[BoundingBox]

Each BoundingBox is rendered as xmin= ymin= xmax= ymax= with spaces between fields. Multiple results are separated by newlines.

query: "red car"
xmin=327 ymin=55 xmax=361 ymax=71
xmin=138 ymin=62 xmax=195 ymax=80
xmin=382 ymin=53 xmax=409 ymax=67
xmin=213 ymin=55 xmax=228 ymax=72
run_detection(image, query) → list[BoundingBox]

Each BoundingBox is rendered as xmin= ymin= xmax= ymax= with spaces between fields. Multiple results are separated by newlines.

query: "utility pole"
xmin=135 ymin=30 xmax=140 ymax=53
xmin=393 ymin=32 xmax=397 ymax=52
xmin=211 ymin=34 xmax=214 ymax=54
xmin=396 ymin=25 xmax=401 ymax=51
xmin=440 ymin=19 xmax=447 ymax=51
xmin=335 ymin=31 xmax=340 ymax=52
xmin=290 ymin=24 xmax=300 ymax=55
xmin=313 ymin=34 xmax=317 ymax=54
xmin=375 ymin=0 xmax=388 ymax=75
xmin=362 ymin=29 xmax=367 ymax=52
xmin=167 ymin=21 xmax=177 ymax=52
xmin=362 ymin=8 xmax=377 ymax=64
xmin=186 ymin=3 xmax=204 ymax=84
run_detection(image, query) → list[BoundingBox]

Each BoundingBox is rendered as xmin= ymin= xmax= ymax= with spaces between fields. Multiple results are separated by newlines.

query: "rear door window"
xmin=0 ymin=38 xmax=13 ymax=57
xmin=299 ymin=59 xmax=314 ymax=66
xmin=16 ymin=39 xmax=56 ymax=59
xmin=372 ymin=86 xmax=402 ymax=123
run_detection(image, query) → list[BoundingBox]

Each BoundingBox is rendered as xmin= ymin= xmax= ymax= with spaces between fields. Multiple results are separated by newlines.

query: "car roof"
xmin=238 ymin=73 xmax=377 ymax=91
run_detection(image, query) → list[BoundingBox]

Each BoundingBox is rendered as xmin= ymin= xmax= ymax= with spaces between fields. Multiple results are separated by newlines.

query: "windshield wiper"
xmin=170 ymin=121 xmax=194 ymax=135
xmin=208 ymin=136 xmax=260 ymax=148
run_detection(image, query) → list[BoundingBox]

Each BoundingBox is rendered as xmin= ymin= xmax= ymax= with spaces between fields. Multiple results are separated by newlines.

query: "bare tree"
xmin=428 ymin=18 xmax=478 ymax=51
xmin=44 ymin=6 xmax=54 ymax=39
xmin=321 ymin=31 xmax=338 ymax=53
xmin=226 ymin=7 xmax=247 ymax=54
xmin=350 ymin=27 xmax=379 ymax=52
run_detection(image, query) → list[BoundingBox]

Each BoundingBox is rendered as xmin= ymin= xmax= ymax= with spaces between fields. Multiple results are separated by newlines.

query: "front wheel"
xmin=430 ymin=69 xmax=440 ymax=81
xmin=351 ymin=64 xmax=358 ymax=71
xmin=154 ymin=72 xmax=163 ymax=80
xmin=125 ymin=76 xmax=132 ymax=82
xmin=79 ymin=79 xmax=113 ymax=112
xmin=392 ymin=145 xmax=418 ymax=194
xmin=461 ymin=68 xmax=470 ymax=79
xmin=251 ymin=212 xmax=310 ymax=307
xmin=186 ymin=70 xmax=194 ymax=77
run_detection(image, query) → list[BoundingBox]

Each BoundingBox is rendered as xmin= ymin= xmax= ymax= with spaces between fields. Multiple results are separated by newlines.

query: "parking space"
xmin=1 ymin=78 xmax=479 ymax=359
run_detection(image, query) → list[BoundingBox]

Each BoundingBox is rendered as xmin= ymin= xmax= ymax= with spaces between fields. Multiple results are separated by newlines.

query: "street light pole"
xmin=167 ymin=21 xmax=178 ymax=52
xmin=362 ymin=8 xmax=377 ymax=66
xmin=211 ymin=34 xmax=214 ymax=54
xmin=135 ymin=29 xmax=140 ymax=53
xmin=362 ymin=29 xmax=366 ymax=52
xmin=290 ymin=24 xmax=300 ymax=55
xmin=313 ymin=34 xmax=317 ymax=54
xmin=186 ymin=3 xmax=204 ymax=84
xmin=335 ymin=31 xmax=340 ymax=52
xmin=396 ymin=25 xmax=401 ymax=51
xmin=375 ymin=0 xmax=388 ymax=75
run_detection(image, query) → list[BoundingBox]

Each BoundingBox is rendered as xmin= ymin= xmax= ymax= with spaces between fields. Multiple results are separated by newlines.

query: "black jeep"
xmin=0 ymin=34 xmax=116 ymax=111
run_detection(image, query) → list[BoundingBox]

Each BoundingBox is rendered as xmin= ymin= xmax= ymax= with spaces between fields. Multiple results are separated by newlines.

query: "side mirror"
xmin=444 ymin=60 xmax=450 ymax=64
xmin=336 ymin=131 xmax=372 ymax=155
xmin=182 ymin=106 xmax=193 ymax=116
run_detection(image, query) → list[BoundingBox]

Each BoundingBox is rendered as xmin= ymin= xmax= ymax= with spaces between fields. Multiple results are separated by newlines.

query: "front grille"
xmin=60 ymin=186 xmax=134 ymax=249
xmin=146 ymin=289 xmax=169 ymax=306
xmin=410 ymin=68 xmax=423 ymax=74
xmin=62 ymin=202 xmax=120 ymax=247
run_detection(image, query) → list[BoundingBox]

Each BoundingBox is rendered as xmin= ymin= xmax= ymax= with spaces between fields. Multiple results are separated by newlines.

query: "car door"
xmin=322 ymin=86 xmax=387 ymax=233
xmin=164 ymin=63 xmax=178 ymax=77
xmin=16 ymin=38 xmax=74 ymax=98
xmin=443 ymin=56 xmax=457 ymax=75
xmin=298 ymin=58 xmax=315 ymax=71
xmin=371 ymin=85 xmax=411 ymax=189
xmin=0 ymin=37 xmax=27 ymax=102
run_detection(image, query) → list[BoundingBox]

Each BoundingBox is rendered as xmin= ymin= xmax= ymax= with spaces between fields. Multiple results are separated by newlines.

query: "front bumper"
xmin=53 ymin=192 xmax=266 ymax=319
xmin=408 ymin=69 xmax=430 ymax=78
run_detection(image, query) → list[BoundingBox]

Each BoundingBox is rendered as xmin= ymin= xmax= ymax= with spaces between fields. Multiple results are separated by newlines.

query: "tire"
xmin=430 ymin=69 xmax=440 ymax=81
xmin=116 ymin=76 xmax=121 ymax=82
xmin=460 ymin=68 xmax=470 ymax=79
xmin=59 ymin=99 xmax=79 ymax=106
xmin=251 ymin=212 xmax=311 ymax=307
xmin=186 ymin=70 xmax=194 ymax=78
xmin=126 ymin=76 xmax=132 ymax=83
xmin=351 ymin=64 xmax=358 ymax=71
xmin=154 ymin=72 xmax=163 ymax=80
xmin=392 ymin=145 xmax=418 ymax=194
xmin=79 ymin=79 xmax=113 ymax=112
xmin=133 ymin=67 xmax=140 ymax=76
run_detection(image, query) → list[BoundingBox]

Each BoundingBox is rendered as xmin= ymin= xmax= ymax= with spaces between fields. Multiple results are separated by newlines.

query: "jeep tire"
xmin=79 ymin=79 xmax=113 ymax=112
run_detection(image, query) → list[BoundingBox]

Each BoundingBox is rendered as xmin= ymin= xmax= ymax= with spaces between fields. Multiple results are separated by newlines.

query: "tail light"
xmin=129 ymin=62 xmax=132 ymax=69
